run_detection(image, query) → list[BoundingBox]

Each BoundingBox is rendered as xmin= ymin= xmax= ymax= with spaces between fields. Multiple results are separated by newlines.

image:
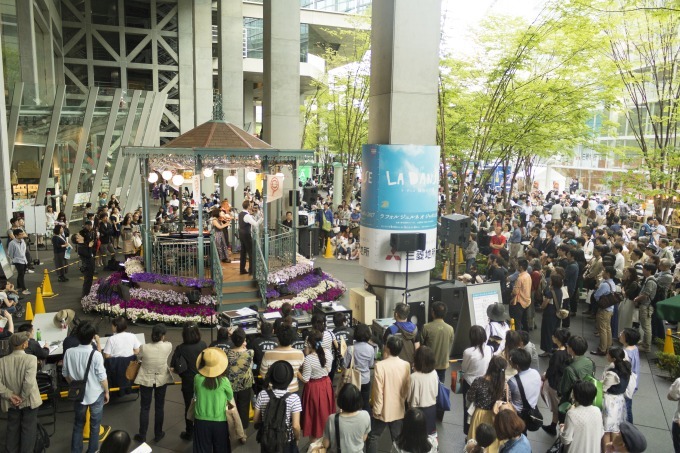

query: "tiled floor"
xmin=1 ymin=253 xmax=677 ymax=452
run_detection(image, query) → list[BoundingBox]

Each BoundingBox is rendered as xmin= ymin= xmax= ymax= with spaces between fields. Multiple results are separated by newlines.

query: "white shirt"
xmin=560 ymin=404 xmax=604 ymax=451
xmin=614 ymin=253 xmax=625 ymax=279
xmin=169 ymin=199 xmax=179 ymax=208
xmin=668 ymin=377 xmax=680 ymax=422
xmin=409 ymin=370 xmax=439 ymax=408
xmin=103 ymin=332 xmax=141 ymax=357
xmin=462 ymin=345 xmax=493 ymax=385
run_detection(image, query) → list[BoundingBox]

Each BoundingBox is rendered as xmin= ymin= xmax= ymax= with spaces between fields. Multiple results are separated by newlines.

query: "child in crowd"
xmin=518 ymin=330 xmax=540 ymax=372
xmin=464 ymin=422 xmax=496 ymax=453
xmin=620 ymin=327 xmax=641 ymax=423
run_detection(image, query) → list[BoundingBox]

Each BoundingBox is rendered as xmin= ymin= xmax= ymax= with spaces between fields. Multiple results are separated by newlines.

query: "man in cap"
xmin=0 ymin=331 xmax=42 ymax=452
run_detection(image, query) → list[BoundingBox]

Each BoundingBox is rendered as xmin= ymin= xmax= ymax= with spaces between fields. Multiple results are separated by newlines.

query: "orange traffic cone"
xmin=664 ymin=328 xmax=675 ymax=354
xmin=24 ymin=302 xmax=34 ymax=321
xmin=323 ymin=237 xmax=334 ymax=259
xmin=34 ymin=288 xmax=46 ymax=314
xmin=82 ymin=406 xmax=110 ymax=442
xmin=41 ymin=269 xmax=56 ymax=298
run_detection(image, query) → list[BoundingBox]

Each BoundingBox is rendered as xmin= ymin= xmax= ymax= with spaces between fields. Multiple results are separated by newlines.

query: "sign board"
xmin=359 ymin=144 xmax=440 ymax=272
xmin=0 ymin=243 xmax=13 ymax=279
xmin=266 ymin=174 xmax=284 ymax=203
xmin=192 ymin=175 xmax=201 ymax=206
xmin=451 ymin=281 xmax=503 ymax=358
xmin=298 ymin=165 xmax=313 ymax=185
xmin=23 ymin=205 xmax=48 ymax=236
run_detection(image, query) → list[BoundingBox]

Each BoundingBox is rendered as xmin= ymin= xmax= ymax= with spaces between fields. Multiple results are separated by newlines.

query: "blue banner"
xmin=361 ymin=144 xmax=439 ymax=230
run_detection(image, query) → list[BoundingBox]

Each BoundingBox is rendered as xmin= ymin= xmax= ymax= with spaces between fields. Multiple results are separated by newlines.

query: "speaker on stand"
xmin=439 ymin=214 xmax=471 ymax=279
xmin=408 ymin=301 xmax=427 ymax=332
xmin=390 ymin=233 xmax=427 ymax=303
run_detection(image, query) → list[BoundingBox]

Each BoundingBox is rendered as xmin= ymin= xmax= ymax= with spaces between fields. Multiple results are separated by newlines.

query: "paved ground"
xmin=0 ymin=251 xmax=677 ymax=452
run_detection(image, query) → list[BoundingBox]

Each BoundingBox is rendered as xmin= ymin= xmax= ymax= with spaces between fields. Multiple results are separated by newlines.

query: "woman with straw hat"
xmin=193 ymin=347 xmax=234 ymax=452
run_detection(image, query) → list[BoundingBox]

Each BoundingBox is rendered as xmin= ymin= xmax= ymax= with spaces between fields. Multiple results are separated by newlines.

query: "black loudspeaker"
xmin=408 ymin=301 xmax=427 ymax=332
xmin=429 ymin=280 xmax=467 ymax=327
xmin=303 ymin=187 xmax=318 ymax=205
xmin=440 ymin=214 xmax=471 ymax=247
xmin=298 ymin=226 xmax=319 ymax=258
xmin=390 ymin=233 xmax=426 ymax=252
xmin=289 ymin=190 xmax=300 ymax=207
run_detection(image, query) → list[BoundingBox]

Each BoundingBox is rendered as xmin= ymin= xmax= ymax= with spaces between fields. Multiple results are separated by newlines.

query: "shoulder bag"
xmin=514 ymin=373 xmax=543 ymax=431
xmin=67 ymin=350 xmax=96 ymax=402
xmin=597 ymin=282 xmax=623 ymax=309
xmin=337 ymin=346 xmax=361 ymax=396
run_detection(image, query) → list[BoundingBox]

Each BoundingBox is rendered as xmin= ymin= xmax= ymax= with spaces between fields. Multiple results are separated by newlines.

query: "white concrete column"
xmin=0 ymin=27 xmax=12 ymax=228
xmin=193 ymin=0 xmax=213 ymax=126
xmin=218 ymin=0 xmax=243 ymax=126
xmin=177 ymin=0 xmax=195 ymax=133
xmin=243 ymin=82 xmax=255 ymax=134
xmin=263 ymin=0 xmax=300 ymax=148
xmin=364 ymin=0 xmax=442 ymax=316
xmin=16 ymin=0 xmax=39 ymax=103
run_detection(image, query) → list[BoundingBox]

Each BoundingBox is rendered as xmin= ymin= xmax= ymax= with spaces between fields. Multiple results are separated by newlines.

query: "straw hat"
xmin=196 ymin=347 xmax=229 ymax=378
xmin=53 ymin=309 xmax=77 ymax=329
xmin=487 ymin=303 xmax=509 ymax=322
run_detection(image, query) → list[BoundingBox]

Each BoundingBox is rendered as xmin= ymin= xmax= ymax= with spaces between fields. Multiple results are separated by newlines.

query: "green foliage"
xmin=657 ymin=352 xmax=680 ymax=380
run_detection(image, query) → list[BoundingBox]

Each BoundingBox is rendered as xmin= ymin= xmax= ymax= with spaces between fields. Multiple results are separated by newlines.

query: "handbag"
xmin=186 ymin=398 xmax=196 ymax=421
xmin=547 ymin=436 xmax=564 ymax=453
xmin=514 ymin=374 xmax=543 ymax=431
xmin=450 ymin=370 xmax=464 ymax=394
xmin=337 ymin=346 xmax=361 ymax=394
xmin=597 ymin=282 xmax=623 ymax=309
xmin=132 ymin=235 xmax=142 ymax=249
xmin=125 ymin=360 xmax=141 ymax=381
xmin=67 ymin=350 xmax=95 ymax=402
xmin=583 ymin=276 xmax=597 ymax=290
xmin=322 ymin=215 xmax=332 ymax=232
xmin=436 ymin=380 xmax=451 ymax=412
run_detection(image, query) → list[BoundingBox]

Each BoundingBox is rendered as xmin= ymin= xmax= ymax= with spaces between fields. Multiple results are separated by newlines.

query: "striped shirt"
xmin=301 ymin=353 xmax=330 ymax=382
xmin=260 ymin=348 xmax=305 ymax=392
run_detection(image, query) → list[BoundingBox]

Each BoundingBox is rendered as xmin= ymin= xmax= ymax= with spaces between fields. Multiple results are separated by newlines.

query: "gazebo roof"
xmin=122 ymin=120 xmax=313 ymax=168
xmin=163 ymin=120 xmax=273 ymax=150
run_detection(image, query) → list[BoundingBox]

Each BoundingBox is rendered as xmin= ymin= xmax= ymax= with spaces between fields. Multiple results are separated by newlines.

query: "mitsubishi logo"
xmin=385 ymin=248 xmax=401 ymax=261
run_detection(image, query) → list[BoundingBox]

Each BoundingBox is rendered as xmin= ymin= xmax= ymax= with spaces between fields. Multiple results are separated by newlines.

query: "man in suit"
xmin=238 ymin=199 xmax=262 ymax=275
xmin=0 ymin=332 xmax=42 ymax=453
xmin=366 ymin=336 xmax=411 ymax=453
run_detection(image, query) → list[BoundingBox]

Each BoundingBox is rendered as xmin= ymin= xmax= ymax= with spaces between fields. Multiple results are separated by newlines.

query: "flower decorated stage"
xmin=81 ymin=256 xmax=346 ymax=325
xmin=265 ymin=258 xmax=346 ymax=312
xmin=81 ymin=267 xmax=219 ymax=326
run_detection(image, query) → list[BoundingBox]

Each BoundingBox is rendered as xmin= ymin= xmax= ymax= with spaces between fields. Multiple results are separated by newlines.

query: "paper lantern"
xmin=172 ymin=174 xmax=184 ymax=186
xmin=148 ymin=172 xmax=159 ymax=183
xmin=203 ymin=168 xmax=214 ymax=178
xmin=226 ymin=175 xmax=237 ymax=187
xmin=246 ymin=171 xmax=256 ymax=181
xmin=162 ymin=170 xmax=172 ymax=181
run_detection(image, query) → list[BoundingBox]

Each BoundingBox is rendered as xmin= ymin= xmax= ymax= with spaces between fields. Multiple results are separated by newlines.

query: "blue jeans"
xmin=72 ymin=392 xmax=105 ymax=453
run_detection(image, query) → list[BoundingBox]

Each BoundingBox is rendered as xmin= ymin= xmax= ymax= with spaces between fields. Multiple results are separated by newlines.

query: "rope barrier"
xmin=40 ymin=381 xmax=182 ymax=401
xmin=46 ymin=250 xmax=132 ymax=274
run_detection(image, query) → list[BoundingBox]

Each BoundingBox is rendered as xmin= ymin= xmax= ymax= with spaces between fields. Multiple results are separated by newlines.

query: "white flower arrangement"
xmin=88 ymin=302 xmax=216 ymax=326
xmin=267 ymin=279 xmax=343 ymax=310
xmin=124 ymin=258 xmax=145 ymax=275
xmin=129 ymin=287 xmax=189 ymax=305
xmin=267 ymin=260 xmax=314 ymax=284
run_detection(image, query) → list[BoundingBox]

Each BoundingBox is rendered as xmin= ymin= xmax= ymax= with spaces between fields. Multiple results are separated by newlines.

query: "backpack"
xmin=257 ymin=390 xmax=292 ymax=453
xmin=34 ymin=423 xmax=50 ymax=453
xmin=392 ymin=324 xmax=417 ymax=365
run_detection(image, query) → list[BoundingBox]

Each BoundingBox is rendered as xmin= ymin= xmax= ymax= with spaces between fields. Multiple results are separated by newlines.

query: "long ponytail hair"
xmin=608 ymin=346 xmax=632 ymax=378
xmin=486 ymin=356 xmax=508 ymax=402
xmin=307 ymin=329 xmax=327 ymax=368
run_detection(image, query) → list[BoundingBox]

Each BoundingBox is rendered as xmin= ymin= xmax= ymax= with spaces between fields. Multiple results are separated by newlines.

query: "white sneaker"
xmin=26 ymin=269 xmax=35 ymax=274
xmin=346 ymin=255 xmax=349 ymax=260
xmin=337 ymin=256 xmax=341 ymax=260
xmin=22 ymin=290 xmax=30 ymax=295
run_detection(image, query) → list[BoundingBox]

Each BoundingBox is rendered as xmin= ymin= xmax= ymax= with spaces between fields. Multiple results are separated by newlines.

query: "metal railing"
xmin=151 ymin=235 xmax=211 ymax=277
xmin=253 ymin=233 xmax=268 ymax=306
xmin=210 ymin=235 xmax=223 ymax=308
xmin=267 ymin=229 xmax=295 ymax=273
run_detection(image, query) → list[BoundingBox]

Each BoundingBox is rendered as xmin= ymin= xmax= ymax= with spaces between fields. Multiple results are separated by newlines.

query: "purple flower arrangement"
xmin=129 ymin=272 xmax=214 ymax=289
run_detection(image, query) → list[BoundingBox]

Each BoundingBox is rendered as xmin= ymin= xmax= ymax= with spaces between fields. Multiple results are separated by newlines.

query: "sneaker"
xmin=133 ymin=434 xmax=145 ymax=443
xmin=337 ymin=255 xmax=341 ymax=260
xmin=26 ymin=269 xmax=35 ymax=274
xmin=346 ymin=255 xmax=349 ymax=260
xmin=179 ymin=431 xmax=193 ymax=441
xmin=21 ymin=290 xmax=30 ymax=295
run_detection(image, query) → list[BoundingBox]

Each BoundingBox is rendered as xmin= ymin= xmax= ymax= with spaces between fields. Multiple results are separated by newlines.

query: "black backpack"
xmin=34 ymin=423 xmax=50 ymax=453
xmin=257 ymin=390 xmax=291 ymax=453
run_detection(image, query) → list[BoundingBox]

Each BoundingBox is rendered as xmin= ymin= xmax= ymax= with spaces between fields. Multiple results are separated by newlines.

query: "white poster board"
xmin=266 ymin=174 xmax=284 ymax=202
xmin=0 ymin=243 xmax=13 ymax=279
xmin=22 ymin=205 xmax=47 ymax=235
xmin=451 ymin=281 xmax=503 ymax=358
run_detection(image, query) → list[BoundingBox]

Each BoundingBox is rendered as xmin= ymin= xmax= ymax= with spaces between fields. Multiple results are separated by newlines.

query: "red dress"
xmin=301 ymin=355 xmax=335 ymax=438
